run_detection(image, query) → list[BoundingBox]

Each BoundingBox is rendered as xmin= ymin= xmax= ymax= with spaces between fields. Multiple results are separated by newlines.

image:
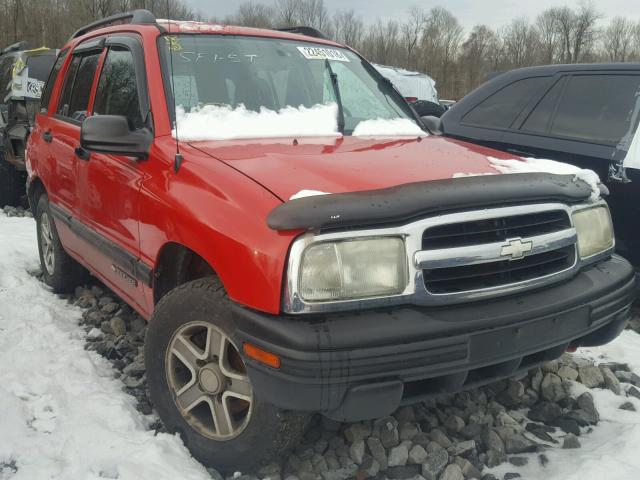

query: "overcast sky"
xmin=185 ymin=0 xmax=640 ymax=30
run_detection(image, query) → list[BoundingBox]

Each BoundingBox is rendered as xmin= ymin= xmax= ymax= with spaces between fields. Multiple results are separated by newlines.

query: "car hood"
xmin=189 ymin=136 xmax=512 ymax=201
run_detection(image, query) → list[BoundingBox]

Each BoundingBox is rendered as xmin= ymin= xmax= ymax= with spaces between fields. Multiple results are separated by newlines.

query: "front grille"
xmin=422 ymin=210 xmax=571 ymax=249
xmin=421 ymin=210 xmax=576 ymax=295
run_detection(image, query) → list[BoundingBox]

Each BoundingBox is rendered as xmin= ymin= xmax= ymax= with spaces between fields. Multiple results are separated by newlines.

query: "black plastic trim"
xmin=267 ymin=173 xmax=593 ymax=231
xmin=49 ymin=202 xmax=153 ymax=287
xmin=70 ymin=9 xmax=156 ymax=40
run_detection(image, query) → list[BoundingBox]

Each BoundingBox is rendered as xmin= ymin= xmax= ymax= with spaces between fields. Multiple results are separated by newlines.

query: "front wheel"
xmin=145 ymin=278 xmax=310 ymax=473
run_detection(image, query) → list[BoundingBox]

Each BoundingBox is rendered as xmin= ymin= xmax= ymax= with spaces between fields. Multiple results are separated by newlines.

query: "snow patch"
xmin=352 ymin=118 xmax=426 ymax=137
xmin=173 ymin=103 xmax=341 ymax=141
xmin=289 ymin=190 xmax=330 ymax=200
xmin=487 ymin=157 xmax=602 ymax=201
xmin=452 ymin=172 xmax=497 ymax=178
xmin=0 ymin=214 xmax=211 ymax=479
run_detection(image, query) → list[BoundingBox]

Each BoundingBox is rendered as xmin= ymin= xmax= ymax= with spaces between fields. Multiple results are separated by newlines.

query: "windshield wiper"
xmin=325 ymin=59 xmax=345 ymax=134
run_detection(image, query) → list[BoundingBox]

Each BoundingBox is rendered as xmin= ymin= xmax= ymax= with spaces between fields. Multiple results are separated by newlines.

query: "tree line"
xmin=2 ymin=0 xmax=640 ymax=99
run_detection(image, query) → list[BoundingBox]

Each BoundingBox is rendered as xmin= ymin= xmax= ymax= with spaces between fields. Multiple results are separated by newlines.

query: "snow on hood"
xmin=289 ymin=190 xmax=330 ymax=200
xmin=487 ymin=157 xmax=602 ymax=201
xmin=352 ymin=118 xmax=426 ymax=137
xmin=173 ymin=103 xmax=341 ymax=141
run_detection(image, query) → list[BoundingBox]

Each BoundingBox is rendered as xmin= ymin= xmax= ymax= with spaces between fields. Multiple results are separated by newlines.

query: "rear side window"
xmin=93 ymin=47 xmax=143 ymax=130
xmin=549 ymin=75 xmax=640 ymax=146
xmin=56 ymin=52 xmax=101 ymax=122
xmin=462 ymin=77 xmax=549 ymax=129
xmin=40 ymin=50 xmax=68 ymax=112
xmin=520 ymin=77 xmax=567 ymax=134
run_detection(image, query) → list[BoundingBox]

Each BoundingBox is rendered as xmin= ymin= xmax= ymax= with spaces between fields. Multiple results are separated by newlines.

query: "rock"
xmin=344 ymin=423 xmax=371 ymax=443
xmin=110 ymin=317 xmax=127 ymax=337
xmin=448 ymin=440 xmax=476 ymax=457
xmin=453 ymin=456 xmax=482 ymax=479
xmin=601 ymin=366 xmax=621 ymax=395
xmin=460 ymin=423 xmax=482 ymax=440
xmin=628 ymin=386 xmax=640 ymax=400
xmin=540 ymin=373 xmax=565 ymax=402
xmin=407 ymin=445 xmax=428 ymax=465
xmin=615 ymin=371 xmax=640 ymax=386
xmin=357 ymin=456 xmax=380 ymax=478
xmin=619 ymin=402 xmax=636 ymax=411
xmin=378 ymin=418 xmax=400 ymax=448
xmin=504 ymin=474 xmax=521 ymax=480
xmin=542 ymin=360 xmax=559 ymax=373
xmin=508 ymin=456 xmax=528 ymax=467
xmin=481 ymin=475 xmax=499 ymax=480
xmin=553 ymin=417 xmax=580 ymax=436
xmin=538 ymin=453 xmax=549 ymax=467
xmin=385 ymin=465 xmax=421 ymax=479
xmin=530 ymin=369 xmax=544 ymax=392
xmin=557 ymin=365 xmax=579 ymax=381
xmin=445 ymin=415 xmax=465 ymax=433
xmin=399 ymin=422 xmax=420 ymax=441
xmin=504 ymin=434 xmax=536 ymax=454
xmin=130 ymin=317 xmax=147 ymax=334
xmin=425 ymin=441 xmax=443 ymax=454
xmin=497 ymin=380 xmax=525 ymax=407
xmin=320 ymin=467 xmax=356 ymax=480
xmin=524 ymin=425 xmax=557 ymax=444
xmin=481 ymin=428 xmax=505 ymax=455
xmin=577 ymin=392 xmax=600 ymax=424
xmin=395 ymin=406 xmax=416 ymax=423
xmin=527 ymin=401 xmax=562 ymax=423
xmin=578 ymin=365 xmax=604 ymax=388
xmin=388 ymin=444 xmax=409 ymax=467
xmin=601 ymin=362 xmax=630 ymax=373
xmin=100 ymin=320 xmax=114 ymax=335
xmin=429 ymin=428 xmax=452 ymax=448
xmin=439 ymin=464 xmax=464 ymax=480
xmin=411 ymin=433 xmax=431 ymax=448
xmin=366 ymin=437 xmax=387 ymax=470
xmin=485 ymin=449 xmax=505 ymax=468
xmin=421 ymin=449 xmax=449 ymax=480
xmin=562 ymin=434 xmax=581 ymax=449
xmin=349 ymin=439 xmax=365 ymax=465
xmin=321 ymin=417 xmax=342 ymax=432
xmin=207 ymin=468 xmax=224 ymax=480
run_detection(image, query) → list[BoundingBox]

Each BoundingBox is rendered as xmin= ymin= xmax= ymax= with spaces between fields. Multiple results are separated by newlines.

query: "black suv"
xmin=0 ymin=42 xmax=57 ymax=207
xmin=439 ymin=64 xmax=640 ymax=272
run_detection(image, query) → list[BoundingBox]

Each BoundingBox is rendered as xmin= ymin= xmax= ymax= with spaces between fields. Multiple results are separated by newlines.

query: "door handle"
xmin=42 ymin=131 xmax=53 ymax=143
xmin=75 ymin=146 xmax=90 ymax=161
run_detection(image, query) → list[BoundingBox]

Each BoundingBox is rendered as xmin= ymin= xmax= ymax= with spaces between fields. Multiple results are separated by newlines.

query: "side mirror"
xmin=421 ymin=115 xmax=443 ymax=136
xmin=80 ymin=115 xmax=151 ymax=159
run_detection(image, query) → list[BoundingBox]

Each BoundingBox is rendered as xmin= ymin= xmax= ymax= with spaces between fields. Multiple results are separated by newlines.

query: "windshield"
xmin=160 ymin=34 xmax=417 ymax=136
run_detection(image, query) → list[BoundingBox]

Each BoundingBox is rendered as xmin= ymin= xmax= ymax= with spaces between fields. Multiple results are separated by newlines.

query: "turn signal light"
xmin=243 ymin=343 xmax=281 ymax=369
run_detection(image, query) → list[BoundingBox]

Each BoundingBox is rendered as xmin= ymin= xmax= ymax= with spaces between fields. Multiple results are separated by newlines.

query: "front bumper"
xmin=232 ymin=255 xmax=636 ymax=422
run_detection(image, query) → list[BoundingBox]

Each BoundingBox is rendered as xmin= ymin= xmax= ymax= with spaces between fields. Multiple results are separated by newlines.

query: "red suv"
xmin=26 ymin=10 xmax=636 ymax=472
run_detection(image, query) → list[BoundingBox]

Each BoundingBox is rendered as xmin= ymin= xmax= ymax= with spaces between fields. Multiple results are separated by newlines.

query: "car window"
xmin=462 ymin=77 xmax=549 ymax=129
xmin=93 ymin=47 xmax=143 ymax=130
xmin=520 ymin=77 xmax=567 ymax=134
xmin=40 ymin=49 xmax=68 ymax=113
xmin=549 ymin=75 xmax=640 ymax=146
xmin=56 ymin=52 xmax=100 ymax=122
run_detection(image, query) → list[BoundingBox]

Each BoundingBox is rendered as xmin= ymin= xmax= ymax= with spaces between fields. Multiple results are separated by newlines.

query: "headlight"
xmin=572 ymin=206 xmax=614 ymax=259
xmin=299 ymin=237 xmax=408 ymax=301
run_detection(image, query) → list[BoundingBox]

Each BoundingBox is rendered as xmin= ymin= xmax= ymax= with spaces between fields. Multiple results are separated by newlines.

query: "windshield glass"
xmin=160 ymin=34 xmax=416 ymax=136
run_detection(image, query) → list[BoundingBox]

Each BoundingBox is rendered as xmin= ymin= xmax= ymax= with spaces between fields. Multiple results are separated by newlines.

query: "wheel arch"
xmin=27 ymin=175 xmax=47 ymax=212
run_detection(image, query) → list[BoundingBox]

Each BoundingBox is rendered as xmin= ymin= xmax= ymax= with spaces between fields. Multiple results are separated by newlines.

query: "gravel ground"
xmin=5 ymin=206 xmax=640 ymax=480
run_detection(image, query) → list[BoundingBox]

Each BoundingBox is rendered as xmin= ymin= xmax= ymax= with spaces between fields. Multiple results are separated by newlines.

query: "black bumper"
xmin=232 ymin=255 xmax=636 ymax=422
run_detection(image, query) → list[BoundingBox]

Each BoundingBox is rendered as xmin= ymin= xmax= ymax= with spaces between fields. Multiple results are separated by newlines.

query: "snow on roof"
xmin=373 ymin=64 xmax=438 ymax=103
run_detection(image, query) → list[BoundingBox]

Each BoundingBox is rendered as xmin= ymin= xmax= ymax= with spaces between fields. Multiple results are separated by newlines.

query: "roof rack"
xmin=1 ymin=41 xmax=29 ymax=56
xmin=277 ymin=26 xmax=327 ymax=40
xmin=70 ymin=9 xmax=156 ymax=40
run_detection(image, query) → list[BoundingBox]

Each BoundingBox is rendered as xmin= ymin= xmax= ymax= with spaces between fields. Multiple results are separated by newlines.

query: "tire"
xmin=145 ymin=277 xmax=311 ymax=473
xmin=36 ymin=194 xmax=89 ymax=293
xmin=0 ymin=156 xmax=23 ymax=208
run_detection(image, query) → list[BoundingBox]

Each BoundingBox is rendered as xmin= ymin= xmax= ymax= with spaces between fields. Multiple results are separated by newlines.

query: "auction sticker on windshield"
xmin=297 ymin=46 xmax=350 ymax=62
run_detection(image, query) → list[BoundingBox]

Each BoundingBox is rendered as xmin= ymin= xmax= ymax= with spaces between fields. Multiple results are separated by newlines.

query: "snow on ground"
xmin=0 ymin=214 xmax=211 ymax=480
xmin=173 ymin=103 xmax=341 ymax=141
xmin=352 ymin=118 xmax=426 ymax=137
xmin=487 ymin=157 xmax=602 ymax=201
xmin=489 ymin=330 xmax=640 ymax=480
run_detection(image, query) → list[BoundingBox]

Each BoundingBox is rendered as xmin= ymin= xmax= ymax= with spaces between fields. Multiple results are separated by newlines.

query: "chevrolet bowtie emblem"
xmin=500 ymin=238 xmax=533 ymax=260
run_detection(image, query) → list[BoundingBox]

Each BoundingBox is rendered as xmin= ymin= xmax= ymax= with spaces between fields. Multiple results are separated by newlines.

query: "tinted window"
xmin=66 ymin=53 xmax=100 ymax=122
xmin=550 ymin=75 xmax=640 ymax=146
xmin=93 ymin=48 xmax=143 ymax=129
xmin=56 ymin=55 xmax=81 ymax=117
xmin=462 ymin=77 xmax=549 ymax=129
xmin=40 ymin=50 xmax=68 ymax=112
xmin=520 ymin=77 xmax=566 ymax=134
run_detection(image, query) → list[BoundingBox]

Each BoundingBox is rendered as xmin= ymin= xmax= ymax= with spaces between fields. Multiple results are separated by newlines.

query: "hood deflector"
xmin=267 ymin=173 xmax=593 ymax=231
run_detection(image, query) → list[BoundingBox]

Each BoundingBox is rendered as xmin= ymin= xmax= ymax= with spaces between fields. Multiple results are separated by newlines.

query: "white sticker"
xmin=297 ymin=46 xmax=350 ymax=62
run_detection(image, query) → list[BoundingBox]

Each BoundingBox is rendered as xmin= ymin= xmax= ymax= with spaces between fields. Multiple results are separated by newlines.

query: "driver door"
xmin=77 ymin=35 xmax=151 ymax=313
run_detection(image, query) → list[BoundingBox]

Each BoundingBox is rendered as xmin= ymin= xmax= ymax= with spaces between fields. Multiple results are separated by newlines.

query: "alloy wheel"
xmin=40 ymin=212 xmax=55 ymax=275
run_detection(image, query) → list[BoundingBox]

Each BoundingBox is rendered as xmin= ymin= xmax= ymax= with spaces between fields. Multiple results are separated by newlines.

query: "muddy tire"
xmin=36 ymin=194 xmax=89 ymax=293
xmin=0 ymin=157 xmax=23 ymax=208
xmin=145 ymin=277 xmax=311 ymax=473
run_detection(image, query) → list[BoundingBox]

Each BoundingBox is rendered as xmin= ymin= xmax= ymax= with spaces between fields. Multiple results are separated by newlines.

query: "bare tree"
xmin=501 ymin=18 xmax=540 ymax=68
xmin=400 ymin=6 xmax=426 ymax=70
xmin=602 ymin=17 xmax=635 ymax=62
xmin=536 ymin=9 xmax=561 ymax=64
xmin=332 ymin=9 xmax=364 ymax=50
